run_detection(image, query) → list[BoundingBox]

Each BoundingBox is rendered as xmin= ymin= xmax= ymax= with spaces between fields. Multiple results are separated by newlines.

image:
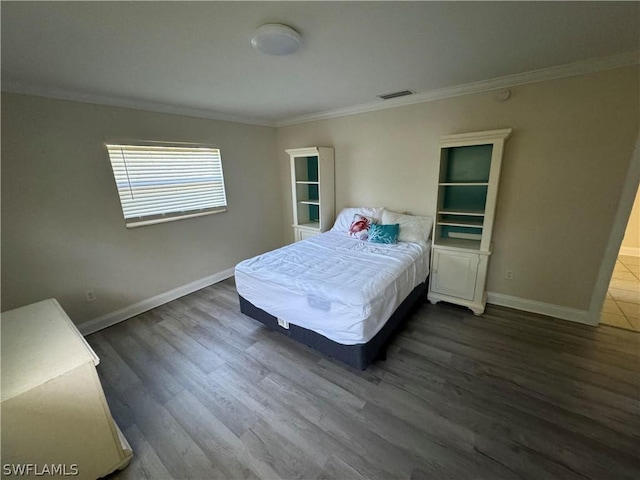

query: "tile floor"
xmin=600 ymin=254 xmax=640 ymax=332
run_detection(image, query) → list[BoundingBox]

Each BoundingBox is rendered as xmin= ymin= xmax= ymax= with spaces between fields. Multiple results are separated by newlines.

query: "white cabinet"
xmin=428 ymin=129 xmax=511 ymax=315
xmin=287 ymin=147 xmax=335 ymax=241
xmin=295 ymin=227 xmax=320 ymax=242
xmin=1 ymin=299 xmax=132 ymax=479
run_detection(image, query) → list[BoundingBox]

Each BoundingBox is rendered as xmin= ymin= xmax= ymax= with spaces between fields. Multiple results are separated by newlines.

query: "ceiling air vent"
xmin=377 ymin=90 xmax=415 ymax=100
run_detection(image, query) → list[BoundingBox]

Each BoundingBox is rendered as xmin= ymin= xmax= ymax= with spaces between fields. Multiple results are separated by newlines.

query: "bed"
xmin=235 ymin=207 xmax=432 ymax=370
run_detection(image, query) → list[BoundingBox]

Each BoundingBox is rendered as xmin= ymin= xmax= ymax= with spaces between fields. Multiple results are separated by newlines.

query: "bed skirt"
xmin=238 ymin=280 xmax=428 ymax=370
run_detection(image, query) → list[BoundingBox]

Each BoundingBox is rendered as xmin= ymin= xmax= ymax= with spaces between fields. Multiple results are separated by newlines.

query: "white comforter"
xmin=235 ymin=230 xmax=430 ymax=345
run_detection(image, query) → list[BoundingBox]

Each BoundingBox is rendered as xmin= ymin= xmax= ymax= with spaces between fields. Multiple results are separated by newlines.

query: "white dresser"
xmin=1 ymin=299 xmax=132 ymax=479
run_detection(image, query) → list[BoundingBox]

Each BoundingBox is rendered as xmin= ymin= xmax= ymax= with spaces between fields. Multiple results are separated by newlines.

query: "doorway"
xmin=599 ymin=164 xmax=639 ymax=330
xmin=590 ymin=135 xmax=640 ymax=328
xmin=600 ymin=243 xmax=640 ymax=331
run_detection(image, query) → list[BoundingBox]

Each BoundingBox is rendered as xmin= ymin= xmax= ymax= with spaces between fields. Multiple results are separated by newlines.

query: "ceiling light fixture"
xmin=251 ymin=24 xmax=301 ymax=56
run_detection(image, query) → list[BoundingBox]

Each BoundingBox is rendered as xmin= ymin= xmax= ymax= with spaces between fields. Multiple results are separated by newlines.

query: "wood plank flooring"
xmin=93 ymin=278 xmax=640 ymax=480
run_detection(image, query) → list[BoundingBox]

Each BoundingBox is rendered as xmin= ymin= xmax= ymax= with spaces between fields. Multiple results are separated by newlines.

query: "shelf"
xmin=437 ymin=218 xmax=484 ymax=228
xmin=439 ymin=182 xmax=489 ymax=187
xmin=434 ymin=237 xmax=482 ymax=250
xmin=296 ymin=222 xmax=320 ymax=230
xmin=448 ymin=231 xmax=482 ymax=241
xmin=438 ymin=209 xmax=485 ymax=216
xmin=289 ymin=147 xmax=334 ymax=241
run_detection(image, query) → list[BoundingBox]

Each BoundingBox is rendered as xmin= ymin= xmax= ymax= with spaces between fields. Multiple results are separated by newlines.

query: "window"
xmin=105 ymin=143 xmax=227 ymax=228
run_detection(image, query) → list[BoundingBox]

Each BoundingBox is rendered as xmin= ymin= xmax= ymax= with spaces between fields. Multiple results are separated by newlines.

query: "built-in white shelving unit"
xmin=428 ymin=129 xmax=511 ymax=314
xmin=287 ymin=147 xmax=335 ymax=242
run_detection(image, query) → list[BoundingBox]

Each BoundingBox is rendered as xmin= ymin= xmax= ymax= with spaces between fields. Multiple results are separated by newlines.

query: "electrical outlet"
xmin=85 ymin=290 xmax=97 ymax=302
xmin=505 ymin=270 xmax=514 ymax=280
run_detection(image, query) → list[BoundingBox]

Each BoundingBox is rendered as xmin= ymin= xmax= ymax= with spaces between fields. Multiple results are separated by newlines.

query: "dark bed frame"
xmin=238 ymin=279 xmax=428 ymax=370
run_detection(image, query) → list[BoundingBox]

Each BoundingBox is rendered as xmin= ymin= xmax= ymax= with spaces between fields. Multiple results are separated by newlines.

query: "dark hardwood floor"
xmin=92 ymin=278 xmax=640 ymax=480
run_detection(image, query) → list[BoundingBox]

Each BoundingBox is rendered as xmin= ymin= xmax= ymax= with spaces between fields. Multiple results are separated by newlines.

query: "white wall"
xmin=3 ymin=66 xmax=638 ymax=324
xmin=277 ymin=66 xmax=639 ymax=312
xmin=1 ymin=93 xmax=283 ymax=325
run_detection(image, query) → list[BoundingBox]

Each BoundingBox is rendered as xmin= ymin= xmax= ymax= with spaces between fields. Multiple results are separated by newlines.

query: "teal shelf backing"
xmin=441 ymin=144 xmax=493 ymax=183
xmin=308 ymin=204 xmax=319 ymax=222
xmin=308 ymin=183 xmax=319 ymax=201
xmin=440 ymin=225 xmax=482 ymax=238
xmin=441 ymin=185 xmax=488 ymax=211
xmin=307 ymin=156 xmax=318 ymax=182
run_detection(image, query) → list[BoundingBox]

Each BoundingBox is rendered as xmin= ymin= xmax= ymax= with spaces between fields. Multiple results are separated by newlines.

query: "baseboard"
xmin=77 ymin=267 xmax=235 ymax=336
xmin=619 ymin=246 xmax=640 ymax=257
xmin=486 ymin=292 xmax=595 ymax=326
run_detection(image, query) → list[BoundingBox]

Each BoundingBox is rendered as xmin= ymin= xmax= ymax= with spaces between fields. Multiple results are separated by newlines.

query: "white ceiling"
xmin=2 ymin=1 xmax=639 ymax=126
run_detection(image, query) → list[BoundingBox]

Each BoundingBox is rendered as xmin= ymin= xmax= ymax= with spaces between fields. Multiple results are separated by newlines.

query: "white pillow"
xmin=381 ymin=210 xmax=433 ymax=244
xmin=332 ymin=207 xmax=384 ymax=233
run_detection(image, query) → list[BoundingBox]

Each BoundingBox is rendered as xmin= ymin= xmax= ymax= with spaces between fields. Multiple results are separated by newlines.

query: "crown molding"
xmin=440 ymin=128 xmax=512 ymax=147
xmin=0 ymin=82 xmax=277 ymax=128
xmin=276 ymin=51 xmax=640 ymax=127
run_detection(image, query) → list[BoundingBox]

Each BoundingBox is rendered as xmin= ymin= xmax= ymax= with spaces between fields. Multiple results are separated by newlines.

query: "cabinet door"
xmin=431 ymin=249 xmax=479 ymax=300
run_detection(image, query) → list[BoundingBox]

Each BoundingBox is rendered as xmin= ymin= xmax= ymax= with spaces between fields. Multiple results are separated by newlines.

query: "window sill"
xmin=125 ymin=207 xmax=227 ymax=228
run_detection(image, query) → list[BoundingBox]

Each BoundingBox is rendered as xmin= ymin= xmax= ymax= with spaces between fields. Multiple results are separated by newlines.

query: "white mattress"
xmin=235 ymin=230 xmax=430 ymax=345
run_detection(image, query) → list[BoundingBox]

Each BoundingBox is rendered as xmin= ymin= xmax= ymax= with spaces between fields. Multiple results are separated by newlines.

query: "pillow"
xmin=332 ymin=207 xmax=384 ymax=233
xmin=348 ymin=214 xmax=375 ymax=240
xmin=368 ymin=223 xmax=400 ymax=244
xmin=381 ymin=210 xmax=433 ymax=244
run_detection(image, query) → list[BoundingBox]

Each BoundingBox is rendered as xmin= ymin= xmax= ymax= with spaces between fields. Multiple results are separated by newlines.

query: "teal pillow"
xmin=368 ymin=223 xmax=400 ymax=244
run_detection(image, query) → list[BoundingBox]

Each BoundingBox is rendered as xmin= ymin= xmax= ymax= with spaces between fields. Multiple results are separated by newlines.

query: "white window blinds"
xmin=106 ymin=143 xmax=227 ymax=228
